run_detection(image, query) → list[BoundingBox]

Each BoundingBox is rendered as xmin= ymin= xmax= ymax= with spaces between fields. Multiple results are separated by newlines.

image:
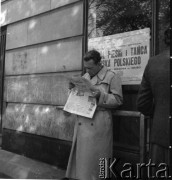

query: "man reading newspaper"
xmin=63 ymin=50 xmax=123 ymax=180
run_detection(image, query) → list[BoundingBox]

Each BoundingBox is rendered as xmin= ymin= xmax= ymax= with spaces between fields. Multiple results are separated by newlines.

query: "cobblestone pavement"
xmin=0 ymin=148 xmax=65 ymax=179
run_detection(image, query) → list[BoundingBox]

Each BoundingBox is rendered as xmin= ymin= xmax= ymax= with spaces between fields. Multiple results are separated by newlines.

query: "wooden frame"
xmin=112 ymin=110 xmax=148 ymax=164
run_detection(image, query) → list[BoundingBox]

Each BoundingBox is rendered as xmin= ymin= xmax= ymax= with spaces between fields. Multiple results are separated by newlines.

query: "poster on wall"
xmin=88 ymin=28 xmax=150 ymax=85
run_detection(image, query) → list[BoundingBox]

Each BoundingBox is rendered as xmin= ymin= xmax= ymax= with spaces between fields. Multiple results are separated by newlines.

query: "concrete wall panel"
xmin=6 ymin=2 xmax=83 ymax=49
xmin=51 ymin=0 xmax=79 ymax=9
xmin=36 ymin=37 xmax=82 ymax=73
xmin=3 ymin=103 xmax=75 ymax=141
xmin=5 ymin=47 xmax=38 ymax=75
xmin=5 ymin=37 xmax=82 ymax=75
xmin=5 ymin=72 xmax=81 ymax=105
xmin=1 ymin=0 xmax=81 ymax=26
xmin=6 ymin=21 xmax=28 ymax=49
xmin=7 ymin=0 xmax=51 ymax=25
xmin=1 ymin=2 xmax=8 ymax=25
xmin=27 ymin=3 xmax=83 ymax=46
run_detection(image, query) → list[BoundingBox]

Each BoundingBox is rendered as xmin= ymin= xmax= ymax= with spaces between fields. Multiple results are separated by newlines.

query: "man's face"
xmin=84 ymin=59 xmax=100 ymax=77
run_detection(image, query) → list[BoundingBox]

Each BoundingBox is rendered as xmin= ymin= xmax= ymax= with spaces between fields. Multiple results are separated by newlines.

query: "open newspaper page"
xmin=69 ymin=75 xmax=93 ymax=92
xmin=63 ymin=76 xmax=97 ymax=118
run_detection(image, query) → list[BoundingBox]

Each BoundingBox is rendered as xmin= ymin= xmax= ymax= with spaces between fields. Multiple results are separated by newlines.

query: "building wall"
xmin=1 ymin=0 xmax=84 ymax=167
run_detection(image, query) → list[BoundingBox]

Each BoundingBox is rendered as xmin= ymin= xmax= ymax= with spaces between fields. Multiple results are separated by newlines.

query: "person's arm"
xmin=137 ymin=63 xmax=154 ymax=116
xmin=95 ymin=74 xmax=123 ymax=108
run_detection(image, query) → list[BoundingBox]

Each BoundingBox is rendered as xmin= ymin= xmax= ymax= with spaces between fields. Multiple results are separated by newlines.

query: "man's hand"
xmin=91 ymin=89 xmax=101 ymax=100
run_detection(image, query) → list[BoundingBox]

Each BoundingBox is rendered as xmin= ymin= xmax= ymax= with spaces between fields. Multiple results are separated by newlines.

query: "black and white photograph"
xmin=0 ymin=0 xmax=171 ymax=179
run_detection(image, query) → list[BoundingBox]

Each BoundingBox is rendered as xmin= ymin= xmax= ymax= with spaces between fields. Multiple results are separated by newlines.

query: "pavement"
xmin=0 ymin=147 xmax=66 ymax=179
xmin=0 ymin=173 xmax=12 ymax=179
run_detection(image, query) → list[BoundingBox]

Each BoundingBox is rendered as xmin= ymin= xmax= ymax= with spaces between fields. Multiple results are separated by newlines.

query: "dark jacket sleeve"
xmin=137 ymin=62 xmax=154 ymax=116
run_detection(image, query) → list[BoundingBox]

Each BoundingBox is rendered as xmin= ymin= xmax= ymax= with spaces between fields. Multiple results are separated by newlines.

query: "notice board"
xmin=88 ymin=28 xmax=150 ymax=85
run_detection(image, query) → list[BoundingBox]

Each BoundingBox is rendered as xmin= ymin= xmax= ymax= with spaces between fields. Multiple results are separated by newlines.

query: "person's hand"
xmin=91 ymin=89 xmax=101 ymax=100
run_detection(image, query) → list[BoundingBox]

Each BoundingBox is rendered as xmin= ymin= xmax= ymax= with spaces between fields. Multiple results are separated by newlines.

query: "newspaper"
xmin=63 ymin=75 xmax=97 ymax=118
xmin=63 ymin=90 xmax=97 ymax=118
xmin=69 ymin=75 xmax=93 ymax=92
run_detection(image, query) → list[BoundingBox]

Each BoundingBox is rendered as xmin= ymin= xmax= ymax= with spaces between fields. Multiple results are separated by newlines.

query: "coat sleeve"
xmin=137 ymin=63 xmax=154 ymax=116
xmin=98 ymin=74 xmax=123 ymax=108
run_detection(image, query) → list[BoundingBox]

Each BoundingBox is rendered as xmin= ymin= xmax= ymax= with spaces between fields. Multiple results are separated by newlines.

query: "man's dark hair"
xmin=164 ymin=27 xmax=171 ymax=46
xmin=84 ymin=50 xmax=101 ymax=64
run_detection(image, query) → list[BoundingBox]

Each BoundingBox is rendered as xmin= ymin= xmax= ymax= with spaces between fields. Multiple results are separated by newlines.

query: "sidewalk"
xmin=0 ymin=148 xmax=65 ymax=179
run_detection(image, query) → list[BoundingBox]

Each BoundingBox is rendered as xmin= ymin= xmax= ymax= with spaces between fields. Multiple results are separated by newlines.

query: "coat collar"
xmin=90 ymin=66 xmax=108 ymax=85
